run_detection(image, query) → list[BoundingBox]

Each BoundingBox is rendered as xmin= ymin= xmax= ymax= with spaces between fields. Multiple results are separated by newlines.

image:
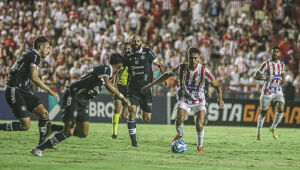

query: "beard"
xmin=131 ymin=44 xmax=141 ymax=52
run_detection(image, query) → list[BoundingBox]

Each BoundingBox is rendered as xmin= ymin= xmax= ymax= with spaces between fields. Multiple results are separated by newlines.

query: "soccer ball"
xmin=171 ymin=139 xmax=187 ymax=153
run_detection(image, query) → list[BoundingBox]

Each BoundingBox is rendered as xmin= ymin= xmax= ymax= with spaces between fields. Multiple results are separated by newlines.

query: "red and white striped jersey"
xmin=257 ymin=59 xmax=285 ymax=95
xmin=172 ymin=63 xmax=215 ymax=105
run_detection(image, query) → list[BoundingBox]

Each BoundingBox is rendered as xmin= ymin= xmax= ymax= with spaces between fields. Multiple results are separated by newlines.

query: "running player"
xmin=31 ymin=53 xmax=132 ymax=157
xmin=254 ymin=46 xmax=285 ymax=141
xmin=123 ymin=34 xmax=165 ymax=147
xmin=111 ymin=42 xmax=131 ymax=139
xmin=142 ymin=47 xmax=224 ymax=153
xmin=0 ymin=36 xmax=62 ymax=145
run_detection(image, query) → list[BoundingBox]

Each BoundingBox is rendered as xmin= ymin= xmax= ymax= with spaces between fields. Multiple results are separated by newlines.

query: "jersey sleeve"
xmin=149 ymin=49 xmax=158 ymax=63
xmin=123 ymin=53 xmax=129 ymax=67
xmin=204 ymin=67 xmax=215 ymax=83
xmin=280 ymin=61 xmax=285 ymax=74
xmin=29 ymin=53 xmax=40 ymax=69
xmin=94 ymin=65 xmax=112 ymax=79
xmin=257 ymin=61 xmax=267 ymax=74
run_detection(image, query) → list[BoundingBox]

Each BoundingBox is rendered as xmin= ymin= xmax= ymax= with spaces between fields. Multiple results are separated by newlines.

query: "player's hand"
xmin=50 ymin=90 xmax=59 ymax=101
xmin=264 ymin=76 xmax=270 ymax=82
xmin=141 ymin=84 xmax=152 ymax=92
xmin=218 ymin=99 xmax=224 ymax=110
xmin=123 ymin=98 xmax=131 ymax=106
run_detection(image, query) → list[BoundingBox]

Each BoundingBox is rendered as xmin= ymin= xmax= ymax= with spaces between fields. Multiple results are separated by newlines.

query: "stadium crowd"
xmin=0 ymin=0 xmax=299 ymax=100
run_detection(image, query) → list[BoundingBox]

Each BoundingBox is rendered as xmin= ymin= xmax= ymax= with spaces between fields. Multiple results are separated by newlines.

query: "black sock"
xmin=38 ymin=118 xmax=49 ymax=144
xmin=0 ymin=121 xmax=24 ymax=131
xmin=51 ymin=124 xmax=64 ymax=131
xmin=37 ymin=131 xmax=68 ymax=151
xmin=127 ymin=120 xmax=137 ymax=144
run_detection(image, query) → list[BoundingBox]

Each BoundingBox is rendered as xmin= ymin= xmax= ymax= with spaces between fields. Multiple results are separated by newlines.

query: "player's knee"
xmin=22 ymin=124 xmax=30 ymax=131
xmin=120 ymin=113 xmax=128 ymax=119
xmin=65 ymin=129 xmax=74 ymax=137
xmin=41 ymin=109 xmax=49 ymax=118
xmin=176 ymin=118 xmax=184 ymax=125
xmin=143 ymin=117 xmax=150 ymax=123
xmin=80 ymin=132 xmax=88 ymax=138
xmin=278 ymin=104 xmax=285 ymax=113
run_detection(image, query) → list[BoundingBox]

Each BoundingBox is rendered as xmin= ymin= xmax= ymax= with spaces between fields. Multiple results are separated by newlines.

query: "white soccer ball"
xmin=171 ymin=139 xmax=188 ymax=153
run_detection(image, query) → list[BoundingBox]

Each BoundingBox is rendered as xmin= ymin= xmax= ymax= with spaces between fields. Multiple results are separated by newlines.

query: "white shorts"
xmin=260 ymin=92 xmax=285 ymax=110
xmin=177 ymin=100 xmax=206 ymax=114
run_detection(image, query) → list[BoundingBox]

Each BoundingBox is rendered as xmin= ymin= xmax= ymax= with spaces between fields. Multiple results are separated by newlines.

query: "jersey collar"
xmin=32 ymin=49 xmax=41 ymax=57
xmin=130 ymin=47 xmax=143 ymax=54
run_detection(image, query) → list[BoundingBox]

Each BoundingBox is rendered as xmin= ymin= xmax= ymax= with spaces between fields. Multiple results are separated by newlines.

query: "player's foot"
xmin=111 ymin=134 xmax=117 ymax=139
xmin=197 ymin=147 xmax=204 ymax=154
xmin=45 ymin=122 xmax=53 ymax=139
xmin=31 ymin=148 xmax=43 ymax=157
xmin=269 ymin=128 xmax=278 ymax=140
xmin=131 ymin=141 xmax=137 ymax=147
xmin=171 ymin=135 xmax=182 ymax=143
xmin=257 ymin=134 xmax=261 ymax=141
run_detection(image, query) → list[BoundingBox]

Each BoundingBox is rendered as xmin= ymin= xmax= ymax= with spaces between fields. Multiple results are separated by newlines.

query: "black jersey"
xmin=123 ymin=48 xmax=157 ymax=90
xmin=6 ymin=49 xmax=41 ymax=93
xmin=68 ymin=64 xmax=112 ymax=100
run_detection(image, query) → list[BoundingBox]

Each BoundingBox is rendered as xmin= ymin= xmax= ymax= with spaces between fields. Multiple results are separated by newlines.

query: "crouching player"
xmin=31 ymin=53 xmax=132 ymax=157
xmin=142 ymin=47 xmax=224 ymax=153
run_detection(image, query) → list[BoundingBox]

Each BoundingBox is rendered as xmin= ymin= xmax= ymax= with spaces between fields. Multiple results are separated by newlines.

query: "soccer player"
xmin=111 ymin=42 xmax=131 ymax=139
xmin=123 ymin=34 xmax=165 ymax=147
xmin=254 ymin=46 xmax=285 ymax=141
xmin=0 ymin=36 xmax=62 ymax=145
xmin=142 ymin=47 xmax=224 ymax=153
xmin=31 ymin=53 xmax=132 ymax=157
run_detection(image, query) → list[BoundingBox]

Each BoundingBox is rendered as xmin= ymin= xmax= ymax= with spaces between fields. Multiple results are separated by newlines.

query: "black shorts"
xmin=127 ymin=89 xmax=152 ymax=113
xmin=61 ymin=89 xmax=89 ymax=122
xmin=5 ymin=87 xmax=42 ymax=119
xmin=113 ymin=84 xmax=128 ymax=105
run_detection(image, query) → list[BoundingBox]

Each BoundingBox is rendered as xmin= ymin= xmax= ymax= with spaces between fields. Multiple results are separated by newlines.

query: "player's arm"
xmin=142 ymin=71 xmax=173 ymax=92
xmin=30 ymin=66 xmax=59 ymax=101
xmin=280 ymin=72 xmax=285 ymax=85
xmin=210 ymin=79 xmax=224 ymax=109
xmin=104 ymin=76 xmax=130 ymax=106
xmin=113 ymin=67 xmax=123 ymax=87
xmin=253 ymin=71 xmax=270 ymax=82
xmin=153 ymin=60 xmax=166 ymax=74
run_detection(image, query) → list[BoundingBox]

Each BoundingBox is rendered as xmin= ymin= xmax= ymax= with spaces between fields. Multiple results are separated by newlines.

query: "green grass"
xmin=0 ymin=121 xmax=299 ymax=170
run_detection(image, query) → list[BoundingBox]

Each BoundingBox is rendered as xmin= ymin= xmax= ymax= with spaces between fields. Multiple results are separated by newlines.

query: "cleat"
xmin=269 ymin=128 xmax=278 ymax=140
xmin=131 ymin=141 xmax=137 ymax=147
xmin=111 ymin=134 xmax=117 ymax=139
xmin=31 ymin=148 xmax=43 ymax=157
xmin=257 ymin=134 xmax=261 ymax=141
xmin=197 ymin=147 xmax=204 ymax=154
xmin=171 ymin=135 xmax=182 ymax=143
xmin=45 ymin=122 xmax=53 ymax=139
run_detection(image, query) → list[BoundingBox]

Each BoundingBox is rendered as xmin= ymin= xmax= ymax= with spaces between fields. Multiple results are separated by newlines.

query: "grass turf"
xmin=0 ymin=121 xmax=299 ymax=170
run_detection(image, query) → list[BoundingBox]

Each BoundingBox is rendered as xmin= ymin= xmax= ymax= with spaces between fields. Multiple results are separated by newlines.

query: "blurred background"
xmin=0 ymin=0 xmax=299 ymax=102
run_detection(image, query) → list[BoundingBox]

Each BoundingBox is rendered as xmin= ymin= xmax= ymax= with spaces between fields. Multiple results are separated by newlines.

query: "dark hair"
xmin=33 ymin=36 xmax=50 ymax=50
xmin=272 ymin=46 xmax=280 ymax=50
xmin=109 ymin=53 xmax=123 ymax=65
xmin=188 ymin=47 xmax=200 ymax=56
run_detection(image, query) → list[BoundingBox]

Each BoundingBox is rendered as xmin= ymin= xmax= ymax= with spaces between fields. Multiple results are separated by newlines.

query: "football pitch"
xmin=0 ymin=121 xmax=299 ymax=170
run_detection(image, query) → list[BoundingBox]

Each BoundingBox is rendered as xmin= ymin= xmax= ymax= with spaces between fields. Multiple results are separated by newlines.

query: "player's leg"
xmin=172 ymin=101 xmax=189 ymax=143
xmin=257 ymin=94 xmax=271 ymax=141
xmin=140 ymin=90 xmax=152 ymax=123
xmin=112 ymin=98 xmax=122 ymax=139
xmin=73 ymin=121 xmax=89 ymax=138
xmin=128 ymin=104 xmax=137 ymax=147
xmin=120 ymin=105 xmax=129 ymax=119
xmin=194 ymin=109 xmax=206 ymax=154
xmin=0 ymin=87 xmax=30 ymax=131
xmin=269 ymin=95 xmax=285 ymax=139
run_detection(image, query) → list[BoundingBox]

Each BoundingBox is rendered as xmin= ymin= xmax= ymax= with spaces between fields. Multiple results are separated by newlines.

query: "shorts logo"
xmin=147 ymin=103 xmax=152 ymax=107
xmin=85 ymin=109 xmax=88 ymax=113
xmin=73 ymin=111 xmax=78 ymax=118
xmin=21 ymin=106 xmax=27 ymax=111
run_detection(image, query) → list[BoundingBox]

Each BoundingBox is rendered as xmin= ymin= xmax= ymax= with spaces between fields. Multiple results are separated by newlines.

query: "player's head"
xmin=109 ymin=53 xmax=123 ymax=74
xmin=187 ymin=47 xmax=200 ymax=69
xmin=121 ymin=42 xmax=131 ymax=54
xmin=130 ymin=34 xmax=142 ymax=52
xmin=33 ymin=36 xmax=51 ymax=58
xmin=271 ymin=46 xmax=280 ymax=60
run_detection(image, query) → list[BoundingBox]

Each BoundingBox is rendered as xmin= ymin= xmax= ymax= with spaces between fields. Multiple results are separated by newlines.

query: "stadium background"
xmin=0 ymin=0 xmax=299 ymax=127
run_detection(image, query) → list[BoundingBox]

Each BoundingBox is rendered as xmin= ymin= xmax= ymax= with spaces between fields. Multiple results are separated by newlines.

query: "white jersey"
xmin=257 ymin=59 xmax=285 ymax=95
xmin=171 ymin=63 xmax=215 ymax=105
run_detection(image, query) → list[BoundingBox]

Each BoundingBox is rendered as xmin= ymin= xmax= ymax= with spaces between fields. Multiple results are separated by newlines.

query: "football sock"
xmin=0 ymin=121 xmax=24 ymax=131
xmin=38 ymin=118 xmax=49 ymax=144
xmin=51 ymin=124 xmax=64 ymax=131
xmin=271 ymin=112 xmax=283 ymax=129
xmin=257 ymin=114 xmax=265 ymax=135
xmin=127 ymin=120 xmax=137 ymax=144
xmin=37 ymin=131 xmax=68 ymax=151
xmin=175 ymin=121 xmax=183 ymax=137
xmin=112 ymin=113 xmax=120 ymax=135
xmin=196 ymin=129 xmax=205 ymax=147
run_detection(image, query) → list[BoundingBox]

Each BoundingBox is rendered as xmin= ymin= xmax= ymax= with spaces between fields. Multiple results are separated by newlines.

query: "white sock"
xmin=271 ymin=112 xmax=283 ymax=129
xmin=196 ymin=129 xmax=204 ymax=147
xmin=175 ymin=121 xmax=183 ymax=137
xmin=257 ymin=114 xmax=265 ymax=135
